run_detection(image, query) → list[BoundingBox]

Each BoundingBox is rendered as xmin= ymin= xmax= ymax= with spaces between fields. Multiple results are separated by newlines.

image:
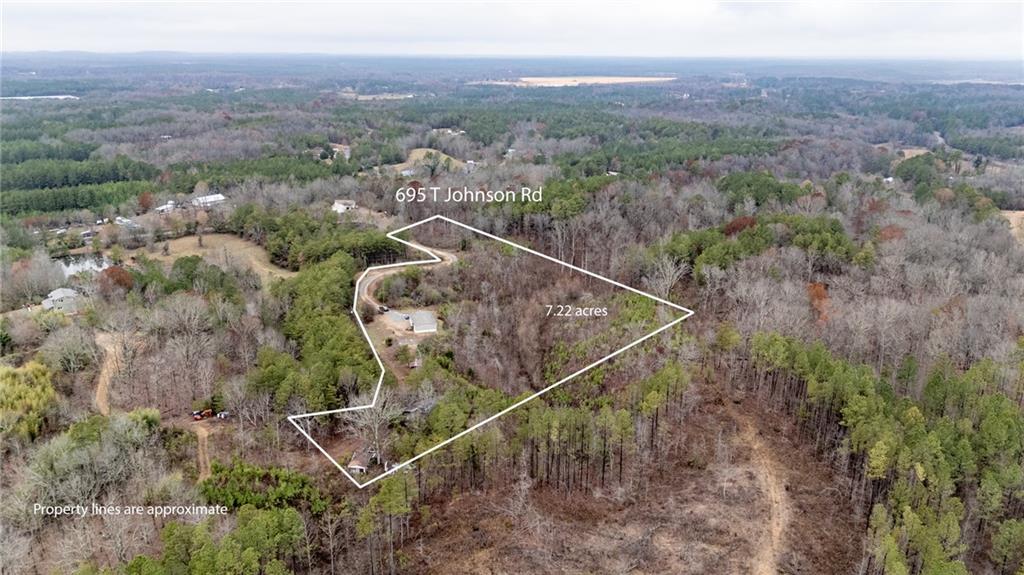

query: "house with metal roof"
xmin=409 ymin=310 xmax=437 ymax=334
xmin=191 ymin=193 xmax=226 ymax=208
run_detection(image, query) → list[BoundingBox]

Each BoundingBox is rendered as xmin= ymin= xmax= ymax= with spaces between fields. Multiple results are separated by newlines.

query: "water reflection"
xmin=57 ymin=253 xmax=111 ymax=277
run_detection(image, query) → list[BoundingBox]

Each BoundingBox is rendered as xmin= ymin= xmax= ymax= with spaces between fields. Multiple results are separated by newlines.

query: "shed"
xmin=347 ymin=451 xmax=368 ymax=474
xmin=409 ymin=311 xmax=437 ymax=334
xmin=332 ymin=199 xmax=357 ymax=214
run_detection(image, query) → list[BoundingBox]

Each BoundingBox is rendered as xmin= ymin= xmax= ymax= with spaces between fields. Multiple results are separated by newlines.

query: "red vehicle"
xmin=191 ymin=409 xmax=215 ymax=421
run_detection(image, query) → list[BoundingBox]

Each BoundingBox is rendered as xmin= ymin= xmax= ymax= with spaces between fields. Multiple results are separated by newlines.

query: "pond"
xmin=57 ymin=253 xmax=112 ymax=277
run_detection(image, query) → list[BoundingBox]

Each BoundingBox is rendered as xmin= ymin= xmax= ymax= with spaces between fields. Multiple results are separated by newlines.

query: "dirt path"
xmin=93 ymin=332 xmax=117 ymax=416
xmin=358 ymin=241 xmax=459 ymax=308
xmin=737 ymin=414 xmax=790 ymax=575
xmin=194 ymin=422 xmax=212 ymax=481
xmin=358 ymin=241 xmax=458 ymax=337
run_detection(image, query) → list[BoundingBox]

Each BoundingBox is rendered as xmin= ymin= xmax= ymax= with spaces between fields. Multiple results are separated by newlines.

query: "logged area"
xmin=1 ymin=45 xmax=1022 ymax=575
xmin=406 ymin=380 xmax=863 ymax=574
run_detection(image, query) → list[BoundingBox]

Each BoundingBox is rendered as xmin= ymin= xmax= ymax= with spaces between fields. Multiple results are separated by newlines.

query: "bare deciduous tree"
xmin=41 ymin=325 xmax=98 ymax=375
xmin=341 ymin=387 xmax=402 ymax=460
xmin=642 ymin=254 xmax=690 ymax=299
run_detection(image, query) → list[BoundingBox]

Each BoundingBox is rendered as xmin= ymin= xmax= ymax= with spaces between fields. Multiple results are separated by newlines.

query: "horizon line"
xmin=2 ymin=51 xmax=1021 ymax=64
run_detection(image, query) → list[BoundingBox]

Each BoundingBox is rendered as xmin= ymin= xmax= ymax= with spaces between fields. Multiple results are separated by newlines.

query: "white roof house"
xmin=42 ymin=288 xmax=81 ymax=314
xmin=409 ymin=311 xmax=438 ymax=334
xmin=332 ymin=199 xmax=357 ymax=214
xmin=191 ymin=193 xmax=226 ymax=208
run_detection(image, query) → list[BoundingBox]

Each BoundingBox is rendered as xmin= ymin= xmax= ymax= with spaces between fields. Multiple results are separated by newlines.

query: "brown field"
xmin=899 ymin=147 xmax=930 ymax=159
xmin=1003 ymin=211 xmax=1024 ymax=242
xmin=127 ymin=233 xmax=296 ymax=284
xmin=388 ymin=147 xmax=467 ymax=174
xmin=474 ymin=76 xmax=676 ymax=87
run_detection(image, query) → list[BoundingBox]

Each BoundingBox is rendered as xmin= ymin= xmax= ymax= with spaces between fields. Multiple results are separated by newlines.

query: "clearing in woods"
xmin=127 ymin=233 xmax=296 ymax=285
xmin=1003 ymin=210 xmax=1024 ymax=242
xmin=93 ymin=330 xmax=214 ymax=480
xmin=386 ymin=147 xmax=467 ymax=174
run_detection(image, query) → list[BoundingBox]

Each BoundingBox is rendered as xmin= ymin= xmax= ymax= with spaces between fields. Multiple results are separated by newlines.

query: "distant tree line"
xmin=0 ymin=180 xmax=157 ymax=215
xmin=1 ymin=139 xmax=98 ymax=164
xmin=1 ymin=156 xmax=158 ymax=190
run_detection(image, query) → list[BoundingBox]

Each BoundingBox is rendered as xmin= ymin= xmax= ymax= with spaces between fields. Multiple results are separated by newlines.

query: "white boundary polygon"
xmin=288 ymin=214 xmax=694 ymax=488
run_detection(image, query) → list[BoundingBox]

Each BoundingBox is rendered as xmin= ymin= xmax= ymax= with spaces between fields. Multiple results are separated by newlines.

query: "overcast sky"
xmin=2 ymin=1 xmax=1021 ymax=60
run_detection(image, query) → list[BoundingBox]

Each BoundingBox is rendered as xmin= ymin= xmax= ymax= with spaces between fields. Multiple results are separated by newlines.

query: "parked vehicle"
xmin=192 ymin=409 xmax=215 ymax=421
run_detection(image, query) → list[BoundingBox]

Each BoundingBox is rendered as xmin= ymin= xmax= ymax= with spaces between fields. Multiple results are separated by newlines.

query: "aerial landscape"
xmin=1 ymin=2 xmax=1023 ymax=574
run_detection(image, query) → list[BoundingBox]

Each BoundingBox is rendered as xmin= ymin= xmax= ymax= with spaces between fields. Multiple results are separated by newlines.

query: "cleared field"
xmin=1003 ymin=210 xmax=1024 ymax=242
xmin=388 ymin=147 xmax=467 ymax=173
xmin=127 ymin=233 xmax=296 ymax=284
xmin=900 ymin=147 xmax=930 ymax=159
xmin=475 ymin=76 xmax=676 ymax=87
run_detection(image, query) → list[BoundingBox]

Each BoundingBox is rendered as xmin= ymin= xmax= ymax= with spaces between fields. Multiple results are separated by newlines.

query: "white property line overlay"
xmin=288 ymin=214 xmax=695 ymax=488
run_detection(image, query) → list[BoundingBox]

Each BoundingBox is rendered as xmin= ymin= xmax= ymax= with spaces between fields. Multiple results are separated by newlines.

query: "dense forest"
xmin=1 ymin=55 xmax=1022 ymax=575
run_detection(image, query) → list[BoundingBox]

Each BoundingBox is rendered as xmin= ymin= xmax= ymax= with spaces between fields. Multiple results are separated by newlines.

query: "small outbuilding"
xmin=347 ymin=450 xmax=369 ymax=474
xmin=191 ymin=193 xmax=226 ymax=208
xmin=332 ymin=199 xmax=357 ymax=214
xmin=409 ymin=310 xmax=438 ymax=334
